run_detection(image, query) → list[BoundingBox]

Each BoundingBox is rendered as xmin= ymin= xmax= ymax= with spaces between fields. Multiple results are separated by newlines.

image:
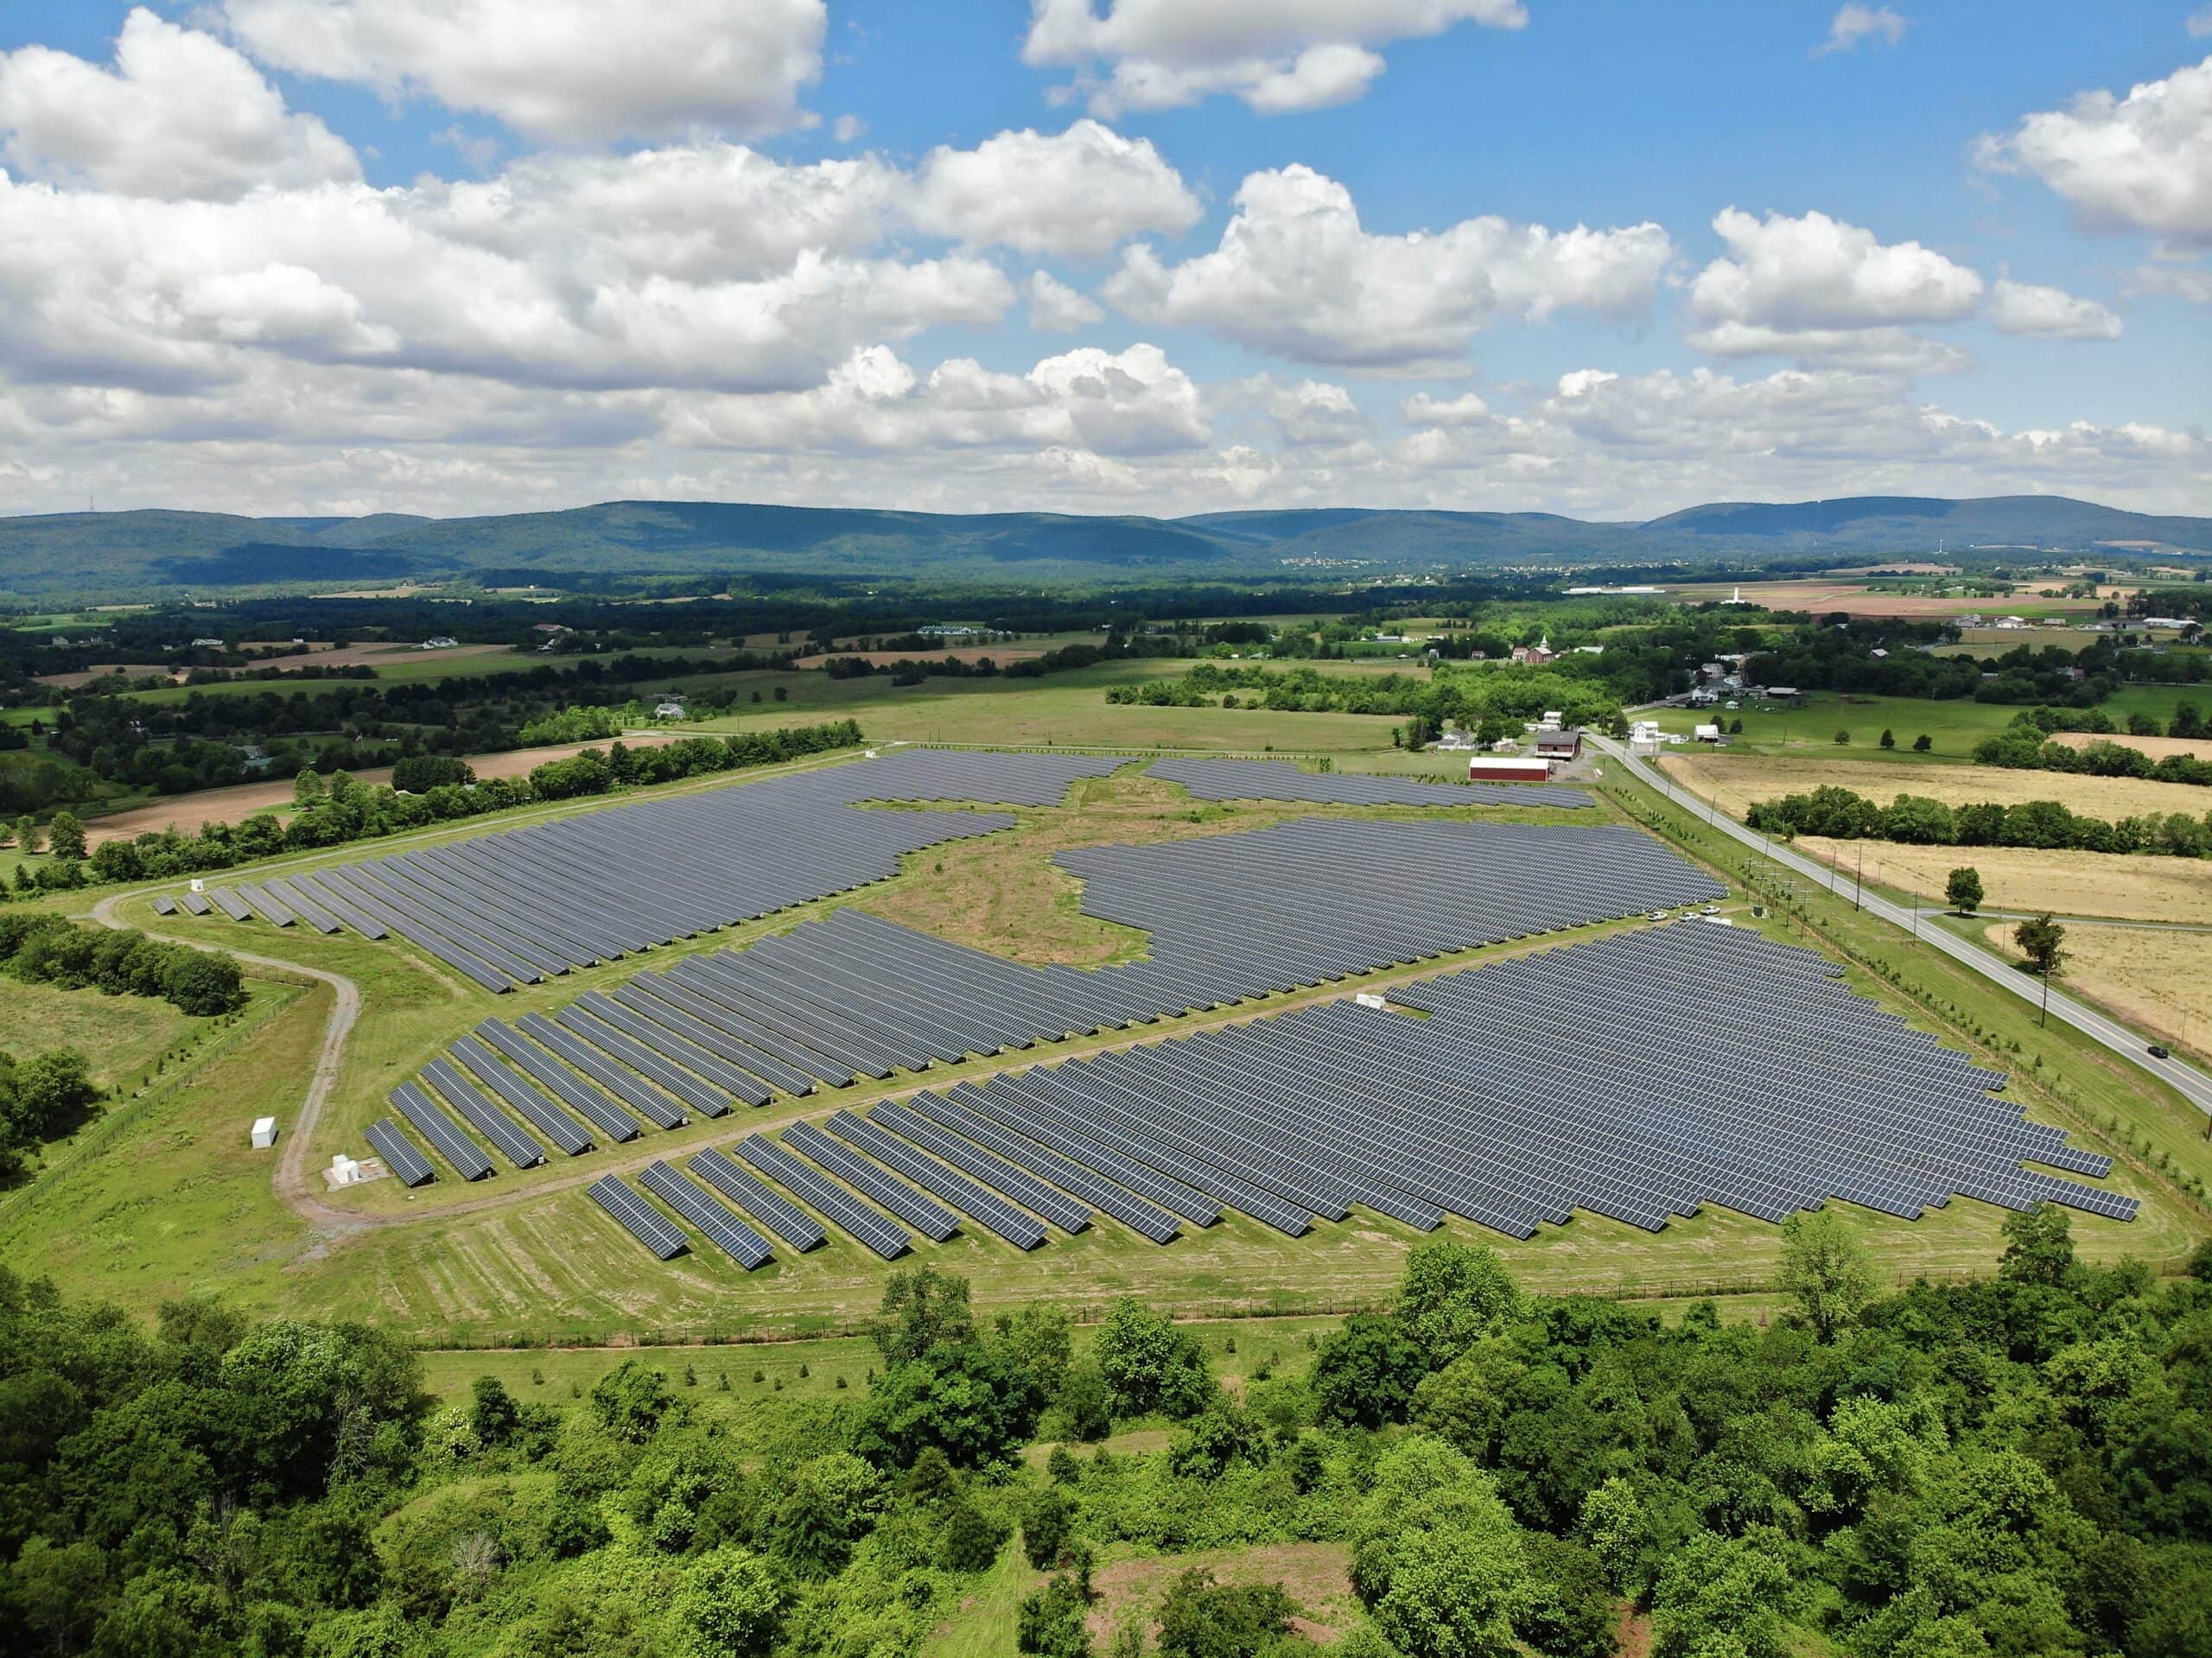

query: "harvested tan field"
xmin=1669 ymin=581 xmax=2094 ymax=619
xmin=83 ymin=732 xmax=690 ymax=844
xmin=35 ymin=664 xmax=181 ymax=689
xmin=2050 ymin=730 xmax=2212 ymax=763
xmin=1796 ymin=838 xmax=2212 ymax=924
xmin=1662 ymin=752 xmax=2212 ymax=821
xmin=291 ymin=641 xmax=514 ymax=670
xmin=1980 ymin=919 xmax=2212 ymax=1060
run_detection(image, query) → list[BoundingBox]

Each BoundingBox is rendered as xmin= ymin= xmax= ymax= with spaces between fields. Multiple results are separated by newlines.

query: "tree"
xmin=1777 ymin=1210 xmax=1878 ymax=1341
xmin=1018 ymin=1569 xmax=1095 ymax=1658
xmin=588 ymin=1359 xmax=684 ymax=1443
xmin=1153 ymin=1569 xmax=1296 ymax=1658
xmin=1311 ymin=1315 xmax=1424 ymax=1428
xmin=1396 ymin=1240 xmax=1522 ymax=1367
xmin=46 ymin=812 xmax=86 ymax=862
xmin=676 ymin=1546 xmax=782 ymax=1658
xmin=2015 ymin=912 xmax=2067 ymax=976
xmin=873 ymin=1267 xmax=976 ymax=1363
xmin=1022 ymin=1484 xmax=1080 ymax=1570
xmin=162 ymin=952 xmax=246 ymax=1016
xmin=1834 ymin=729 xmax=1850 ymax=744
xmin=849 ymin=1340 xmax=1039 ymax=1469
xmin=939 ymin=1502 xmax=1007 ymax=1572
xmin=1094 ymin=1300 xmax=1213 ymax=1420
xmin=1945 ymin=867 xmax=1983 ymax=916
xmin=1913 ymin=734 xmax=1932 ymax=752
xmin=1999 ymin=1203 xmax=2077 ymax=1288
xmin=1879 ymin=728 xmax=1896 ymax=749
xmin=13 ymin=816 xmax=38 ymax=854
xmin=293 ymin=770 xmax=326 ymax=809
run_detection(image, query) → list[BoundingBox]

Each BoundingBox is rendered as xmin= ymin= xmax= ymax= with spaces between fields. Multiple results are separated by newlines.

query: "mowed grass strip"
xmin=1796 ymin=838 xmax=2212 ymax=924
xmin=1662 ymin=751 xmax=2212 ymax=821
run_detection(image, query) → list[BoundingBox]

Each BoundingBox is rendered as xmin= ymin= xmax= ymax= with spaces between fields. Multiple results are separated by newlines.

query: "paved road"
xmin=1592 ymin=734 xmax=2212 ymax=1119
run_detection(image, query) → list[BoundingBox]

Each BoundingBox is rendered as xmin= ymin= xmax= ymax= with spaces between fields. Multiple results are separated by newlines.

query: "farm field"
xmin=1979 ymin=918 xmax=2212 ymax=1066
xmin=1643 ymin=685 xmax=2210 ymax=754
xmin=1667 ymin=581 xmax=2104 ymax=618
xmin=668 ymin=660 xmax=1407 ymax=750
xmin=1796 ymin=837 xmax=2212 ymax=922
xmin=1660 ymin=748 xmax=2212 ymax=820
xmin=2050 ymin=729 xmax=2212 ymax=762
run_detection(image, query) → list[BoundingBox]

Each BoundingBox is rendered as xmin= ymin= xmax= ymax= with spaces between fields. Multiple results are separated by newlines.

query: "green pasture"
xmin=1645 ymin=684 xmax=2212 ymax=759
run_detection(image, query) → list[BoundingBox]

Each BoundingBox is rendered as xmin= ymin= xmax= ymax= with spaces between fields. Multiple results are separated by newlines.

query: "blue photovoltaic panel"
xmin=640 ymin=1162 xmax=772 ymax=1267
xmin=734 ymin=1133 xmax=912 ymax=1260
xmin=825 ymin=1110 xmax=1050 ymax=1249
xmin=588 ymin=1175 xmax=688 ymax=1259
xmin=364 ymin=1117 xmax=435 ymax=1186
xmin=690 ymin=1147 xmax=828 ymax=1250
xmin=389 ymin=1081 xmax=493 ymax=1180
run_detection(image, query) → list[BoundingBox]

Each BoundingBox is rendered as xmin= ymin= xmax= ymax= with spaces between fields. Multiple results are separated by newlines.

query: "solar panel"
xmin=389 ymin=1081 xmax=493 ymax=1180
xmin=588 ymin=1175 xmax=688 ymax=1259
xmin=364 ymin=1117 xmax=434 ymax=1186
xmin=640 ymin=1162 xmax=772 ymax=1267
xmin=690 ymin=1147 xmax=828 ymax=1250
xmin=734 ymin=1132 xmax=912 ymax=1259
xmin=824 ymin=1111 xmax=1050 ymax=1249
xmin=421 ymin=1058 xmax=544 ymax=1169
xmin=780 ymin=1119 xmax=962 ymax=1242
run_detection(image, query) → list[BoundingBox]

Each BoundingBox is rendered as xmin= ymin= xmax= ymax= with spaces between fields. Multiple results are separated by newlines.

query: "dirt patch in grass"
xmin=1662 ymin=751 xmax=2212 ymax=821
xmin=1980 ymin=919 xmax=2212 ymax=1061
xmin=1796 ymin=840 xmax=2212 ymax=923
xmin=1088 ymin=1541 xmax=1357 ymax=1647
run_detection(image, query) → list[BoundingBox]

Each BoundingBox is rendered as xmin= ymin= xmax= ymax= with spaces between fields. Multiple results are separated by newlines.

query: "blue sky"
xmin=0 ymin=2 xmax=2204 ymax=521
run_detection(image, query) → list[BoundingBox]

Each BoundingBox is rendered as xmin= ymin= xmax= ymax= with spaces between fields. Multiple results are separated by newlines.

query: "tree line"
xmin=3 ymin=1210 xmax=2208 ymax=1656
xmin=1744 ymin=784 xmax=2212 ymax=859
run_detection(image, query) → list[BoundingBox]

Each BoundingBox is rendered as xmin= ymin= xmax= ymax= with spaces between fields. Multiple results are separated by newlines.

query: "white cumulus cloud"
xmin=1022 ymin=0 xmax=1527 ymax=115
xmin=1988 ymin=278 xmax=2123 ymax=339
xmin=222 ymin=0 xmax=827 ymax=143
xmin=1027 ymin=272 xmax=1106 ymax=332
xmin=910 ymin=122 xmax=1201 ymax=260
xmin=0 ymin=9 xmax=359 ymax=200
xmin=1104 ymin=164 xmax=1673 ymax=373
xmin=1979 ymin=54 xmax=2212 ymax=244
xmin=1815 ymin=5 xmax=1909 ymax=56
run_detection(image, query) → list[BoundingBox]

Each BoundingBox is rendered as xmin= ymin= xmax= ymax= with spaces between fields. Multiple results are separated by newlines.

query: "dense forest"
xmin=3 ymin=1208 xmax=2207 ymax=1657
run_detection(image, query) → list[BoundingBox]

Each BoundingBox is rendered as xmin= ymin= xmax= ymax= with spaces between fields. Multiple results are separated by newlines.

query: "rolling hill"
xmin=0 ymin=494 xmax=2202 ymax=599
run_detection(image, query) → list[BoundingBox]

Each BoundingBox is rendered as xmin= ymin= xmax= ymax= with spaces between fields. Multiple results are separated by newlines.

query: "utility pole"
xmin=1854 ymin=843 xmax=1864 ymax=912
xmin=2040 ymin=966 xmax=2051 ymax=1029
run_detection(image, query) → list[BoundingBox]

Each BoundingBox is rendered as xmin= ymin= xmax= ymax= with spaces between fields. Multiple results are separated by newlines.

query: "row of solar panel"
xmin=168 ymin=748 xmax=1135 ymax=988
xmin=1146 ymin=755 xmax=1592 ymax=810
xmin=577 ymin=919 xmax=2133 ymax=1257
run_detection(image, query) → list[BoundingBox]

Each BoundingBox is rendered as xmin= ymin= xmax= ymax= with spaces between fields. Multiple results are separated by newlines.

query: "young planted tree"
xmin=1912 ymin=734 xmax=1932 ymax=752
xmin=1879 ymin=727 xmax=1896 ymax=749
xmin=1945 ymin=867 xmax=1984 ymax=916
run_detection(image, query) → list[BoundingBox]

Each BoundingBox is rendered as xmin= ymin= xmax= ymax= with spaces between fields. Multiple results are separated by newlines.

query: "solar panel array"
xmin=1148 ymin=755 xmax=1592 ymax=809
xmin=409 ymin=920 xmax=2133 ymax=1266
xmin=179 ymin=748 xmax=1126 ymax=990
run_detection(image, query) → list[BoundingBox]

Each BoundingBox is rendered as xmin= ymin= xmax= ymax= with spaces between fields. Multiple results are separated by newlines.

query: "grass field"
xmin=1643 ymin=686 xmax=2210 ymax=757
xmin=665 ymin=661 xmax=1408 ymax=751
xmin=1796 ymin=838 xmax=2212 ymax=923
xmin=2 ymin=715 xmax=2203 ymax=1349
xmin=1978 ymin=919 xmax=2212 ymax=1067
xmin=0 ymin=976 xmax=202 ymax=1085
xmin=1659 ymin=749 xmax=2212 ymax=821
xmin=1667 ymin=581 xmax=2105 ymax=619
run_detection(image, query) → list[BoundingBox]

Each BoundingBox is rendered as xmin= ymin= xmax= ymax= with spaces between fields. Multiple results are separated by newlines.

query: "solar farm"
xmin=143 ymin=745 xmax=2142 ymax=1287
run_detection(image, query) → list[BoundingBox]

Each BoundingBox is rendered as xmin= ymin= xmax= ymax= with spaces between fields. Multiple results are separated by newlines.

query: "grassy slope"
xmin=0 ymin=684 xmax=2202 ymax=1346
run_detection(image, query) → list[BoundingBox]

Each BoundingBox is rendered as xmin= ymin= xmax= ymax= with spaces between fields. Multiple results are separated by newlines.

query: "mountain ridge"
xmin=0 ymin=493 xmax=2202 ymax=598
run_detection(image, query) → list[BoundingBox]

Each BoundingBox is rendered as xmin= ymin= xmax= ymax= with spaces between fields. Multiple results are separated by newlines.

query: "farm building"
xmin=1469 ymin=755 xmax=1554 ymax=783
xmin=1534 ymin=729 xmax=1582 ymax=762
